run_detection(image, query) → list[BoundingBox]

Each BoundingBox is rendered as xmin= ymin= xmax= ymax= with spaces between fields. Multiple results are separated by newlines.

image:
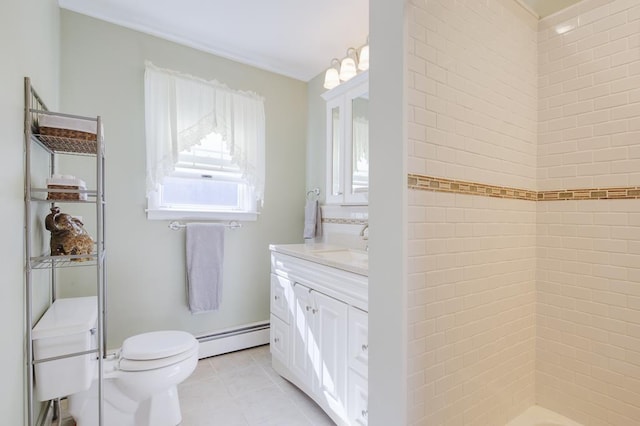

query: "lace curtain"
xmin=144 ymin=62 xmax=265 ymax=205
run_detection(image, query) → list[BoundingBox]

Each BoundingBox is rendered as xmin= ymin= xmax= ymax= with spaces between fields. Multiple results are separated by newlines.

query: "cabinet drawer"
xmin=270 ymin=314 xmax=289 ymax=366
xmin=270 ymin=274 xmax=292 ymax=323
xmin=348 ymin=369 xmax=368 ymax=426
xmin=348 ymin=306 xmax=368 ymax=377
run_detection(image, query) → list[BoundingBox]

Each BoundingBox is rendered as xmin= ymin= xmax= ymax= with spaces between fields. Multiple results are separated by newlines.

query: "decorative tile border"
xmin=408 ymin=174 xmax=537 ymax=201
xmin=408 ymin=174 xmax=640 ymax=201
xmin=538 ymin=187 xmax=640 ymax=200
xmin=322 ymin=217 xmax=368 ymax=225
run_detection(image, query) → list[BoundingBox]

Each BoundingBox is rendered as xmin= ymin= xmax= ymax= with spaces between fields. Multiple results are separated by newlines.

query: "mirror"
xmin=331 ymin=106 xmax=342 ymax=196
xmin=351 ymin=94 xmax=369 ymax=194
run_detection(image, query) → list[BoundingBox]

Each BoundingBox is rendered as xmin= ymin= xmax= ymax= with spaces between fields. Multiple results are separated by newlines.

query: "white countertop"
xmin=269 ymin=243 xmax=368 ymax=277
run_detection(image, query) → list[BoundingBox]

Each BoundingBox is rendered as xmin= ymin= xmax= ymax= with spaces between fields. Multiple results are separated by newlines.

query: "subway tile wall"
xmin=536 ymin=1 xmax=640 ymax=424
xmin=407 ymin=0 xmax=539 ymax=424
xmin=408 ymin=190 xmax=537 ymax=425
xmin=537 ymin=199 xmax=640 ymax=425
xmin=407 ymin=0 xmax=538 ymax=190
xmin=408 ymin=0 xmax=640 ymax=425
xmin=538 ymin=0 xmax=640 ymax=191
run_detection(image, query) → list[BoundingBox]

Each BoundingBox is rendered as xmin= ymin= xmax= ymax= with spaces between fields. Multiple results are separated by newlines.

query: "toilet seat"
xmin=118 ymin=330 xmax=198 ymax=372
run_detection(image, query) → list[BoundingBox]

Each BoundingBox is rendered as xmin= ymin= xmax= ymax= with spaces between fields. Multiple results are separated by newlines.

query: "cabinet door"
xmin=312 ymin=290 xmax=348 ymax=420
xmin=348 ymin=306 xmax=368 ymax=378
xmin=348 ymin=369 xmax=368 ymax=426
xmin=270 ymin=274 xmax=292 ymax=323
xmin=270 ymin=314 xmax=289 ymax=366
xmin=290 ymin=283 xmax=314 ymax=385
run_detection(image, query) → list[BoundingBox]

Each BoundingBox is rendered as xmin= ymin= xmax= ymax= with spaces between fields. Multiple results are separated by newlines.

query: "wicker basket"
xmin=47 ymin=185 xmax=85 ymax=201
xmin=39 ymin=126 xmax=97 ymax=141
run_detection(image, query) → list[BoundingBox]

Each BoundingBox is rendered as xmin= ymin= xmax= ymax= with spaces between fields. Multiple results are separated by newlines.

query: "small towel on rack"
xmin=186 ymin=223 xmax=225 ymax=313
xmin=303 ymin=199 xmax=322 ymax=239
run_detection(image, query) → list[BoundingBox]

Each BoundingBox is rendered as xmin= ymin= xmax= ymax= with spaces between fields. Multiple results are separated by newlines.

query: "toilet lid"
xmin=121 ymin=330 xmax=197 ymax=361
xmin=119 ymin=343 xmax=198 ymax=372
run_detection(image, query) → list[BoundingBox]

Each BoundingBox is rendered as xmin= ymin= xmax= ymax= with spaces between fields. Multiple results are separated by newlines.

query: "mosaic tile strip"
xmin=322 ymin=218 xmax=368 ymax=225
xmin=537 ymin=187 xmax=640 ymax=200
xmin=408 ymin=174 xmax=640 ymax=201
xmin=408 ymin=174 xmax=537 ymax=201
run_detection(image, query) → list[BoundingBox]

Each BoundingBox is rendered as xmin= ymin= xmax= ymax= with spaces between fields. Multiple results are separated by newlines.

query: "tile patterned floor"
xmin=57 ymin=344 xmax=335 ymax=425
xmin=178 ymin=345 xmax=335 ymax=426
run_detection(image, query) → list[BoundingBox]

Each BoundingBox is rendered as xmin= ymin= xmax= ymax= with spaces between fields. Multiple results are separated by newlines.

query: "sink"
xmin=311 ymin=249 xmax=368 ymax=264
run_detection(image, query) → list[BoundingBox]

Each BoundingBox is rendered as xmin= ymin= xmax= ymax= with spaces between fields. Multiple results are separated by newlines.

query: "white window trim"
xmin=146 ymin=207 xmax=259 ymax=222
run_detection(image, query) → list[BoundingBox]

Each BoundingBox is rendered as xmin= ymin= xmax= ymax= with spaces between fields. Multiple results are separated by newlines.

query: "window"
xmin=144 ymin=62 xmax=265 ymax=221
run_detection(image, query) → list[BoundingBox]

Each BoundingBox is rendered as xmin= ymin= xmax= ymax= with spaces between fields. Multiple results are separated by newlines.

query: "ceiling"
xmin=59 ymin=0 xmax=369 ymax=82
xmin=521 ymin=0 xmax=583 ymax=18
xmin=59 ymin=0 xmax=583 ymax=82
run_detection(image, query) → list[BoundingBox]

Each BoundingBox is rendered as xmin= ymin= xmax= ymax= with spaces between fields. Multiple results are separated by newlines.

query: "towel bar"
xmin=168 ymin=221 xmax=241 ymax=230
xmin=306 ymin=188 xmax=320 ymax=200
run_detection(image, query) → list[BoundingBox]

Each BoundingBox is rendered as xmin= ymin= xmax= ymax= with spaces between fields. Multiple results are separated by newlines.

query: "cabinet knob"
xmin=361 ymin=344 xmax=368 ymax=352
xmin=306 ymin=305 xmax=311 ymax=311
xmin=274 ymin=295 xmax=279 ymax=301
xmin=312 ymin=308 xmax=317 ymax=314
xmin=362 ymin=409 xmax=368 ymax=418
xmin=274 ymin=337 xmax=280 ymax=343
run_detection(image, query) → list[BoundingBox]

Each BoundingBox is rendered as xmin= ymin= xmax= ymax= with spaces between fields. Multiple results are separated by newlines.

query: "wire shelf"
xmin=32 ymin=133 xmax=98 ymax=155
xmin=29 ymin=251 xmax=103 ymax=269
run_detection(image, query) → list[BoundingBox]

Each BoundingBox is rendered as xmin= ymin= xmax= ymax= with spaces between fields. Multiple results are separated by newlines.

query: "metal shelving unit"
xmin=24 ymin=77 xmax=106 ymax=426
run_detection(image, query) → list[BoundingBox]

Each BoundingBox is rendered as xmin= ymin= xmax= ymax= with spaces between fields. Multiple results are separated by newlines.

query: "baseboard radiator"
xmin=196 ymin=321 xmax=270 ymax=359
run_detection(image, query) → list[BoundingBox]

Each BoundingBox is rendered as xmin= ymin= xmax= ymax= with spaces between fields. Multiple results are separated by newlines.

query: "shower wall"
xmin=536 ymin=0 xmax=640 ymax=424
xmin=406 ymin=0 xmax=538 ymax=424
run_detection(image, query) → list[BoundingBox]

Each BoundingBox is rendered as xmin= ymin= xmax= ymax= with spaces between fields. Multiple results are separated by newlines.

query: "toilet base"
xmin=69 ymin=379 xmax=182 ymax=426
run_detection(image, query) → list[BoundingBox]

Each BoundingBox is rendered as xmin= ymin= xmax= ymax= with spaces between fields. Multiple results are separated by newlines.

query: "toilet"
xmin=32 ymin=296 xmax=199 ymax=426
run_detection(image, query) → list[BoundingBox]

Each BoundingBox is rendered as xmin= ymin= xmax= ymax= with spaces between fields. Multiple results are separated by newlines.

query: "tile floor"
xmin=57 ymin=344 xmax=335 ymax=425
xmin=178 ymin=344 xmax=335 ymax=426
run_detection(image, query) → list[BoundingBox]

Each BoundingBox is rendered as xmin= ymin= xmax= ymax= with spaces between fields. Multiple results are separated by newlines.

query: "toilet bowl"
xmin=32 ymin=297 xmax=199 ymax=426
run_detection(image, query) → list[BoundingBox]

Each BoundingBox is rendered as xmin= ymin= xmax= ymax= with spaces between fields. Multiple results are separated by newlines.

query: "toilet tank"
xmin=32 ymin=296 xmax=98 ymax=401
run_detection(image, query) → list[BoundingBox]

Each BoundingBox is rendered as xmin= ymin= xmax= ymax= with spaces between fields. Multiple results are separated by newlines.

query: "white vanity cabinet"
xmin=269 ymin=245 xmax=368 ymax=426
xmin=322 ymin=71 xmax=369 ymax=205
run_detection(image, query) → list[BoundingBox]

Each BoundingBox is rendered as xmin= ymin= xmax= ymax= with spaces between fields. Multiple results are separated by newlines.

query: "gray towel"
xmin=186 ymin=223 xmax=225 ymax=313
xmin=303 ymin=199 xmax=322 ymax=239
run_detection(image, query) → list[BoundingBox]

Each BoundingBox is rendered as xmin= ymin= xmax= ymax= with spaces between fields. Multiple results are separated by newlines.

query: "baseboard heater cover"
xmin=196 ymin=321 xmax=270 ymax=359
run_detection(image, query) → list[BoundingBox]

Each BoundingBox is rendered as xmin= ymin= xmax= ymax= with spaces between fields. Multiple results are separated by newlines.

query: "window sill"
xmin=146 ymin=208 xmax=258 ymax=222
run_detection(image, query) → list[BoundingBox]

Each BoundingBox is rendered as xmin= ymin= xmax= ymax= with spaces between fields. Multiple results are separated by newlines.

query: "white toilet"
xmin=32 ymin=296 xmax=199 ymax=426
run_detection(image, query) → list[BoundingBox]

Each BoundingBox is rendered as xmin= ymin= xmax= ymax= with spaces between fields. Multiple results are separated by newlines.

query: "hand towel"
xmin=303 ymin=199 xmax=321 ymax=239
xmin=186 ymin=223 xmax=225 ymax=313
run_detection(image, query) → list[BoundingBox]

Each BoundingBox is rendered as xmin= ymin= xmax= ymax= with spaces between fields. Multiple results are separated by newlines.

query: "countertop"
xmin=269 ymin=243 xmax=368 ymax=277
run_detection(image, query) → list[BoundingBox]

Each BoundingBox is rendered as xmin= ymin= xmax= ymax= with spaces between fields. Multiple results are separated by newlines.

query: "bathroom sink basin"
xmin=312 ymin=249 xmax=368 ymax=264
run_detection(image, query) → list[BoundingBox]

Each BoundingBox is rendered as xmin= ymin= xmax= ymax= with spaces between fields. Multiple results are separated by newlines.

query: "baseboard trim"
xmin=196 ymin=321 xmax=270 ymax=359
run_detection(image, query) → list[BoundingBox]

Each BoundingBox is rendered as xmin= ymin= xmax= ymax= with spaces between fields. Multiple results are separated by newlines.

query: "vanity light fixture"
xmin=323 ymin=38 xmax=369 ymax=91
xmin=323 ymin=58 xmax=341 ymax=90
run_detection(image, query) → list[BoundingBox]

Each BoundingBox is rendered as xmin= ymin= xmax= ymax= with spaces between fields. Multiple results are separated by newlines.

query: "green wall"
xmin=59 ymin=10 xmax=308 ymax=348
xmin=0 ymin=1 xmax=60 ymax=423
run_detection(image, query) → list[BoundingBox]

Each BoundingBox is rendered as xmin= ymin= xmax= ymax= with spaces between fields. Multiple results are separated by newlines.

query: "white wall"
xmin=0 ymin=1 xmax=60 ymax=423
xmin=58 ymin=10 xmax=308 ymax=348
xmin=369 ymin=0 xmax=408 ymax=425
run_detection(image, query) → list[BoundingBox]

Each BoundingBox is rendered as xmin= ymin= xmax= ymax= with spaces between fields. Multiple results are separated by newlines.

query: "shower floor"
xmin=507 ymin=406 xmax=583 ymax=426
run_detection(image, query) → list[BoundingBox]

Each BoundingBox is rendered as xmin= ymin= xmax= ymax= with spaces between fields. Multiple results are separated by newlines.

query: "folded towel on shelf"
xmin=303 ymin=199 xmax=322 ymax=239
xmin=186 ymin=223 xmax=225 ymax=313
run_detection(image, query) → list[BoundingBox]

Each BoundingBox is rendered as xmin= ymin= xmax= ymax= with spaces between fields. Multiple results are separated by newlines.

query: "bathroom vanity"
xmin=269 ymin=244 xmax=368 ymax=426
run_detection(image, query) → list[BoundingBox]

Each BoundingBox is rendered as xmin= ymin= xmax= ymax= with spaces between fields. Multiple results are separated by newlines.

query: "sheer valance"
xmin=144 ymin=61 xmax=265 ymax=206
